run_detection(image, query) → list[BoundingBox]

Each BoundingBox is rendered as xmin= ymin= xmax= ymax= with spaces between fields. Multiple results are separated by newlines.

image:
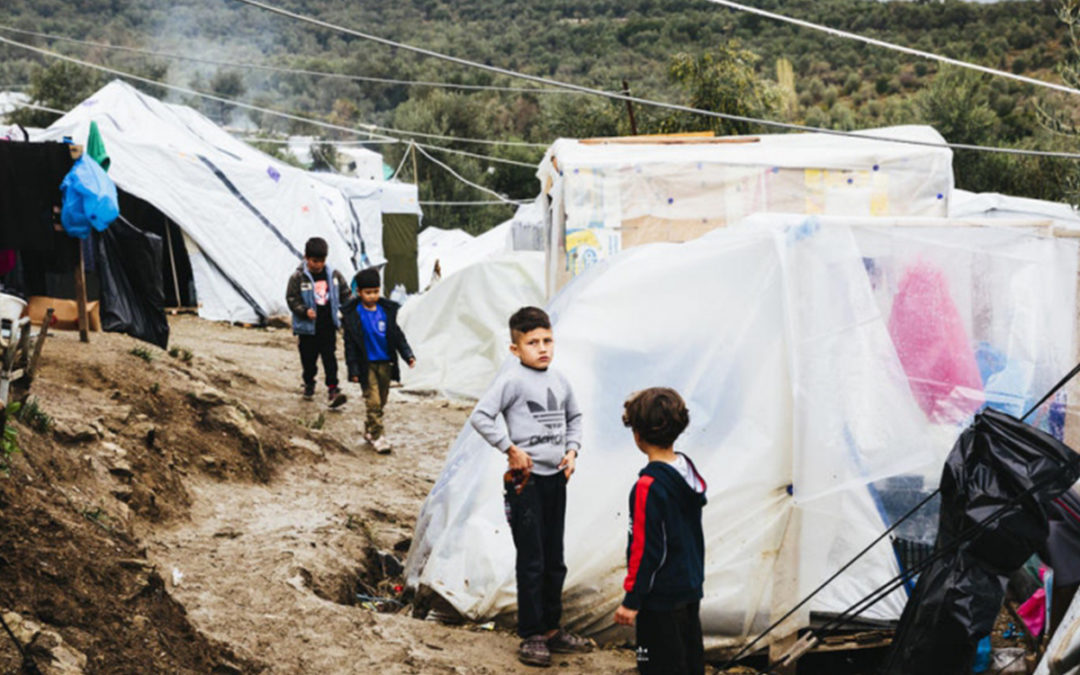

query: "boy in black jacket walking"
xmin=342 ymin=268 xmax=415 ymax=454
xmin=614 ymin=388 xmax=707 ymax=675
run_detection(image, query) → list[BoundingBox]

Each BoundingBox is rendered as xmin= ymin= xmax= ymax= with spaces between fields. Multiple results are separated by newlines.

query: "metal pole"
xmin=410 ymin=141 xmax=419 ymax=185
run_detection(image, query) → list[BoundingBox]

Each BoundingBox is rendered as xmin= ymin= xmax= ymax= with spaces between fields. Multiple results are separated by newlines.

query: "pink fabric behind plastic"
xmin=887 ymin=261 xmax=984 ymax=423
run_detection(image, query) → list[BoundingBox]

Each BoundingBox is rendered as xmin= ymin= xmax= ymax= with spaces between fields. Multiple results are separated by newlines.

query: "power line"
xmin=0 ymin=34 xmax=539 ymax=171
xmin=703 ymin=0 xmax=1080 ymax=98
xmin=0 ymin=24 xmax=584 ymax=95
xmin=230 ymin=0 xmax=1080 ymax=161
xmin=0 ymin=32 xmax=547 ymax=149
xmin=414 ymin=144 xmax=529 ymax=204
xmin=415 ymin=142 xmax=537 ymax=168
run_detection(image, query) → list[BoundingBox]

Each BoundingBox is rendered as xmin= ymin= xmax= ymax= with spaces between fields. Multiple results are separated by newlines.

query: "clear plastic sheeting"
xmin=399 ymin=252 xmax=545 ymax=399
xmin=538 ymin=126 xmax=953 ymax=292
xmin=405 ymin=215 xmax=1078 ymax=649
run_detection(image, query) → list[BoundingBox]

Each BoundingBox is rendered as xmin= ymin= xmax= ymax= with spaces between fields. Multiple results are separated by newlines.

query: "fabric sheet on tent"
xmin=405 ymin=214 xmax=1077 ymax=649
xmin=383 ymin=212 xmax=419 ymax=294
xmin=400 ymin=252 xmax=545 ymax=399
xmin=33 ymin=81 xmax=377 ymax=323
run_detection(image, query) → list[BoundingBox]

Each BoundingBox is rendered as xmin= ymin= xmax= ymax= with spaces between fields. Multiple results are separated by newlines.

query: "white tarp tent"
xmin=400 ymin=251 xmax=544 ymax=399
xmin=33 ymin=80 xmax=404 ymax=323
xmin=537 ymin=126 xmax=953 ymax=293
xmin=950 ymin=189 xmax=1080 ymax=230
xmin=417 ymin=221 xmax=514 ymax=291
xmin=406 ymin=214 xmax=1077 ymax=649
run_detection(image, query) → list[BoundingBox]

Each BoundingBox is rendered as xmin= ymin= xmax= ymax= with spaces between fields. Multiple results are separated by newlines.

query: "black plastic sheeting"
xmin=95 ymin=217 xmax=170 ymax=348
xmin=884 ymin=408 xmax=1080 ymax=675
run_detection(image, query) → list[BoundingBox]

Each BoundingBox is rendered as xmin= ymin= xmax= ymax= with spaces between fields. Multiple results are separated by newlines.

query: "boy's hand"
xmin=613 ymin=606 xmax=638 ymax=626
xmin=306 ymin=308 xmax=316 ymax=319
xmin=507 ymin=445 xmax=533 ymax=473
xmin=349 ymin=376 xmax=360 ymax=383
xmin=558 ymin=449 xmax=577 ymax=481
xmin=407 ymin=358 xmax=416 ymax=369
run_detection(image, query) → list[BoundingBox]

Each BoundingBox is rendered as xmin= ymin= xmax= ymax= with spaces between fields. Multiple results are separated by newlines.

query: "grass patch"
xmin=16 ymin=397 xmax=52 ymax=434
xmin=150 ymin=382 xmax=160 ymax=395
xmin=129 ymin=346 xmax=155 ymax=363
xmin=168 ymin=346 xmax=194 ymax=362
xmin=0 ymin=402 xmax=18 ymax=475
xmin=297 ymin=412 xmax=326 ymax=431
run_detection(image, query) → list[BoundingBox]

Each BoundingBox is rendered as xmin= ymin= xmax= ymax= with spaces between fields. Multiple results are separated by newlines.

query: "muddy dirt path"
xmin=142 ymin=317 xmax=633 ymax=674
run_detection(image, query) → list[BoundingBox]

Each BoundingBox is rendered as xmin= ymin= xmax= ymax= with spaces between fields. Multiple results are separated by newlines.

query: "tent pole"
xmin=163 ymin=215 xmax=182 ymax=308
xmin=74 ymin=244 xmax=89 ymax=343
xmin=622 ymin=80 xmax=639 ymax=135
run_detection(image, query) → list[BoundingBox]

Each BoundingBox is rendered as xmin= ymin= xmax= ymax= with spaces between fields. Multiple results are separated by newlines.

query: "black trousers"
xmin=298 ymin=330 xmax=338 ymax=388
xmin=506 ymin=472 xmax=567 ymax=638
xmin=636 ymin=602 xmax=705 ymax=675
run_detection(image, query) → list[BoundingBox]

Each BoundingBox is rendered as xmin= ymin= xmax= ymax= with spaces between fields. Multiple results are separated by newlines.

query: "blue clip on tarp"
xmin=60 ymin=155 xmax=119 ymax=239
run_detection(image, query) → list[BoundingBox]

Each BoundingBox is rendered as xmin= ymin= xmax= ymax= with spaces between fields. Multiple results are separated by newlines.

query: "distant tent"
xmin=949 ymin=189 xmax=1080 ymax=229
xmin=34 ymin=80 xmax=420 ymax=322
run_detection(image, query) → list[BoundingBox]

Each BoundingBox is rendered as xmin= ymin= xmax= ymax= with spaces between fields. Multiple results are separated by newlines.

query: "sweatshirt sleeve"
xmin=285 ymin=272 xmax=307 ymax=317
xmin=622 ymin=475 xmax=666 ymax=610
xmin=563 ymin=379 xmax=583 ymax=452
xmin=470 ymin=376 xmax=514 ymax=453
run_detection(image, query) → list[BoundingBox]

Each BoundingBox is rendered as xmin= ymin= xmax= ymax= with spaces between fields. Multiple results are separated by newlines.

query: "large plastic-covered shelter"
xmin=537 ymin=126 xmax=954 ymax=294
xmin=406 ymin=212 xmax=1079 ymax=653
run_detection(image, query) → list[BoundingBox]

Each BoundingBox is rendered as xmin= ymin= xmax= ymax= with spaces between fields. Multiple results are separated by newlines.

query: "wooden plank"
xmin=25 ymin=309 xmax=53 ymax=383
xmin=578 ymin=136 xmax=759 ymax=146
xmin=74 ymin=245 xmax=89 ymax=343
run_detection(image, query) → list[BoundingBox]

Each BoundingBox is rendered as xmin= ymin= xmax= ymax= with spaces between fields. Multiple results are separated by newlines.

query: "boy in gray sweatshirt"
xmin=470 ymin=306 xmax=593 ymax=667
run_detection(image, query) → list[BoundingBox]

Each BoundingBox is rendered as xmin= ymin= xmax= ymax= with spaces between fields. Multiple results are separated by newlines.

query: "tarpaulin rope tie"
xmin=727 ymin=361 xmax=1080 ymax=671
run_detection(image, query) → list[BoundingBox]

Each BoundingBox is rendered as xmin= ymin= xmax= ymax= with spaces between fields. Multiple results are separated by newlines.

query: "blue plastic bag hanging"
xmin=60 ymin=155 xmax=119 ymax=239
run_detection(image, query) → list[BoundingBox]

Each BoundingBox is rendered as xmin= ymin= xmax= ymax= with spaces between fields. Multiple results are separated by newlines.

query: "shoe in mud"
xmin=518 ymin=635 xmax=551 ymax=667
xmin=302 ymin=384 xmax=315 ymax=401
xmin=372 ymin=436 xmax=392 ymax=455
xmin=547 ymin=629 xmax=594 ymax=654
xmin=327 ymin=386 xmax=347 ymax=409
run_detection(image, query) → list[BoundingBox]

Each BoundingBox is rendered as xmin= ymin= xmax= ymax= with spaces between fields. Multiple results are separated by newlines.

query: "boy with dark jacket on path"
xmin=342 ymin=267 xmax=415 ymax=454
xmin=470 ymin=306 xmax=594 ymax=668
xmin=286 ymin=237 xmax=350 ymax=407
xmin=614 ymin=388 xmax=707 ymax=675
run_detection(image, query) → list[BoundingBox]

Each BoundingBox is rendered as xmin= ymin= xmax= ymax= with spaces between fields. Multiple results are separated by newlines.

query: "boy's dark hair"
xmin=354 ymin=267 xmax=381 ymax=290
xmin=304 ymin=237 xmax=328 ymax=259
xmin=509 ymin=306 xmax=551 ymax=339
xmin=623 ymin=388 xmax=690 ymax=448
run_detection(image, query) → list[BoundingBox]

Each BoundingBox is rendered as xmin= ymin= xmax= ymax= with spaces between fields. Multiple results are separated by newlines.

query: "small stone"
xmin=31 ymin=629 xmax=88 ymax=674
xmin=107 ymin=460 xmax=134 ymax=479
xmin=200 ymin=455 xmax=217 ymax=467
xmin=2 ymin=611 xmax=40 ymax=644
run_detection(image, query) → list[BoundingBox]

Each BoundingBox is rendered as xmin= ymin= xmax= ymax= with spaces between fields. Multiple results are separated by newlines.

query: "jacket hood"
xmin=640 ymin=453 xmax=708 ymax=508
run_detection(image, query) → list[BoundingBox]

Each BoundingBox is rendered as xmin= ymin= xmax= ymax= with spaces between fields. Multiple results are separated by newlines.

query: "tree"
xmin=208 ymin=70 xmax=246 ymax=125
xmin=8 ymin=61 xmax=103 ymax=127
xmin=655 ymin=44 xmax=780 ymax=136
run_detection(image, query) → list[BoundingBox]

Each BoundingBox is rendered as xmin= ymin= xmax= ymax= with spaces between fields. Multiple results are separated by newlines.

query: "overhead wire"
xmin=0 ymin=32 xmax=547 ymax=149
xmin=703 ymin=0 xmax=1080 ymax=98
xmin=0 ymin=24 xmax=585 ymax=95
xmin=229 ymin=0 xmax=1080 ymax=161
xmin=0 ymin=33 xmax=540 ymax=176
xmin=413 ymin=144 xmax=530 ymax=204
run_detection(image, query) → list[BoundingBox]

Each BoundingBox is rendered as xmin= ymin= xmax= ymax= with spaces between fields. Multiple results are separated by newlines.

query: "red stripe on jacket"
xmin=624 ymin=475 xmax=655 ymax=593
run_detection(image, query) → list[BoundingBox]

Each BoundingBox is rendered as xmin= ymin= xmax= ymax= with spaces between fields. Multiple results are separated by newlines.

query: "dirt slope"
xmin=0 ymin=317 xmax=633 ymax=674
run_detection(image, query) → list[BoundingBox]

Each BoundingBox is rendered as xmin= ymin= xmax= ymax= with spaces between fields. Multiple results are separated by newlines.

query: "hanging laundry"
xmin=60 ymin=155 xmax=119 ymax=239
xmin=887 ymin=260 xmax=984 ymax=423
xmin=0 ymin=141 xmax=73 ymax=250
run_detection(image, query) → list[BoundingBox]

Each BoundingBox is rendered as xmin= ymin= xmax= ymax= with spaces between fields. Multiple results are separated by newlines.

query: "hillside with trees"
xmin=2 ymin=0 xmax=1079 ymax=232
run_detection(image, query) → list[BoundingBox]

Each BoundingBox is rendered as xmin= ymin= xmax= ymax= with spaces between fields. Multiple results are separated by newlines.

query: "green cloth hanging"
xmin=86 ymin=120 xmax=111 ymax=172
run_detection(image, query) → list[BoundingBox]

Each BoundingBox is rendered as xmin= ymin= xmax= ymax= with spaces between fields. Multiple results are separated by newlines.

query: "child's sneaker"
xmin=546 ymin=629 xmax=594 ymax=654
xmin=302 ymin=384 xmax=315 ymax=401
xmin=372 ymin=436 xmax=392 ymax=455
xmin=518 ymin=635 xmax=551 ymax=667
xmin=327 ymin=386 xmax=347 ymax=409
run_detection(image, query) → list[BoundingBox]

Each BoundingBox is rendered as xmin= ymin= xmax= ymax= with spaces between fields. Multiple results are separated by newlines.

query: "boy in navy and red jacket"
xmin=614 ymin=387 xmax=707 ymax=675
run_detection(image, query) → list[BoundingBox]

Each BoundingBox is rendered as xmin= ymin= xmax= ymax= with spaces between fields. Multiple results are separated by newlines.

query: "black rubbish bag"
xmin=95 ymin=217 xmax=170 ymax=348
xmin=884 ymin=408 xmax=1080 ymax=675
